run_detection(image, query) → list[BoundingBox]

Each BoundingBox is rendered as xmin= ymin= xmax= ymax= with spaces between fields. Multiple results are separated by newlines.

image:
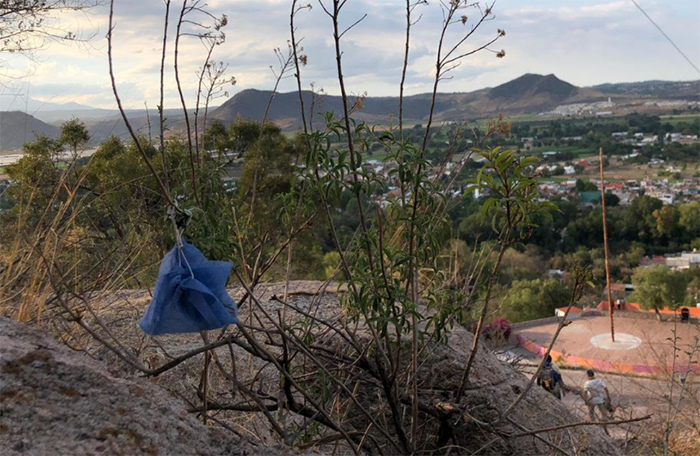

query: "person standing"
xmin=537 ymin=355 xmax=565 ymax=400
xmin=584 ymin=369 xmax=613 ymax=421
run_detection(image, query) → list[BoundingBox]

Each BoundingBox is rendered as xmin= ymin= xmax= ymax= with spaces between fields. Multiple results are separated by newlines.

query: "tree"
xmin=653 ymin=205 xmax=679 ymax=238
xmin=575 ymin=179 xmax=597 ymax=192
xmin=458 ymin=211 xmax=492 ymax=243
xmin=202 ymin=119 xmax=230 ymax=155
xmin=604 ymin=192 xmax=620 ymax=207
xmin=233 ymin=120 xmax=300 ymax=254
xmin=630 ymin=266 xmax=689 ymax=318
xmin=626 ymin=244 xmax=646 ymax=267
xmin=58 ymin=119 xmax=90 ymax=158
xmin=623 ymin=195 xmax=663 ymax=243
xmin=497 ymin=278 xmax=571 ymax=323
xmin=498 ymin=247 xmax=546 ymax=283
xmin=685 ymin=267 xmax=700 ymax=307
xmin=2 ymin=135 xmax=61 ymax=225
xmin=679 ymin=202 xmax=700 ymax=239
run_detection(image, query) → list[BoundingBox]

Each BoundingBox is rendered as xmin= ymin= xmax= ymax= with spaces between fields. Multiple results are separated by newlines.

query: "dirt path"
xmin=520 ymin=359 xmax=700 ymax=450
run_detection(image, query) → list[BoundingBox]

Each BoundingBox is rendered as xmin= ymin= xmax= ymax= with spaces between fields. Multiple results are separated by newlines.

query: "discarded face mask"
xmin=139 ymin=240 xmax=238 ymax=335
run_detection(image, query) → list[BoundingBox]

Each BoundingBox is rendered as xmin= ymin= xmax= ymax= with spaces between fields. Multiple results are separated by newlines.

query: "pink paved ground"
xmin=517 ymin=316 xmax=699 ymax=368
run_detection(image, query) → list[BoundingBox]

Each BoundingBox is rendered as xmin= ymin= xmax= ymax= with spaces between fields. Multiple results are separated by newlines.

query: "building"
xmin=579 ymin=191 xmax=601 ymax=203
xmin=555 ymin=306 xmax=582 ymax=319
xmin=646 ymin=190 xmax=675 ymax=205
xmin=665 ymin=251 xmax=700 ymax=270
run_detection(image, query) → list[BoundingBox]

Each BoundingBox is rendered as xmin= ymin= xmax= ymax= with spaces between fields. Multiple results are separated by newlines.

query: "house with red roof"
xmin=555 ymin=306 xmax=582 ymax=319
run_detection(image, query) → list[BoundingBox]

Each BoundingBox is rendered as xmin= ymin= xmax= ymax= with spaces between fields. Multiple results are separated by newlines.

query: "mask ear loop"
xmin=169 ymin=205 xmax=195 ymax=280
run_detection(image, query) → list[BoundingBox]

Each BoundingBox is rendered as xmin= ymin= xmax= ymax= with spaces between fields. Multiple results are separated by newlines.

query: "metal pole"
xmin=599 ymin=147 xmax=615 ymax=342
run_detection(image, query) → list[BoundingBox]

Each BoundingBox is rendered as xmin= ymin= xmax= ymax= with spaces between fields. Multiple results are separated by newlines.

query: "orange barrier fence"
xmin=597 ymin=301 xmax=700 ymax=318
xmin=516 ymin=334 xmax=700 ymax=377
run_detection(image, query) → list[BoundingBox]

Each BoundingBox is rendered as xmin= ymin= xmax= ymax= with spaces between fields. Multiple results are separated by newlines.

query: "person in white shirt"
xmin=584 ymin=369 xmax=612 ymax=421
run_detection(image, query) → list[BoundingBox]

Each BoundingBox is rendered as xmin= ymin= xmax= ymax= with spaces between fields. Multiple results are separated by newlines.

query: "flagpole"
xmin=599 ymin=147 xmax=615 ymax=342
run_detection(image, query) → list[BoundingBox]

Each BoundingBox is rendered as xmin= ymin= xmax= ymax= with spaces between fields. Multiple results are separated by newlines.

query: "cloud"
xmin=3 ymin=0 xmax=698 ymax=111
xmin=504 ymin=1 xmax=634 ymax=20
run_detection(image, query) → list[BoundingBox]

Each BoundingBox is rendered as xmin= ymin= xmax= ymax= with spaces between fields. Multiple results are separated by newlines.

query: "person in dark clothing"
xmin=537 ymin=355 xmax=565 ymax=399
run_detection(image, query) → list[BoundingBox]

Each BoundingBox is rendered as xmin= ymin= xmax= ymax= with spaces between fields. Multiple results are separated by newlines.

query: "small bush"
xmin=482 ymin=317 xmax=512 ymax=345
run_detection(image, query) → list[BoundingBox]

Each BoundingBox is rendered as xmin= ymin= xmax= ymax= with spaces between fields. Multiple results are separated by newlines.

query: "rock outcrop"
xmin=0 ymin=317 xmax=245 ymax=456
xmin=1 ymin=282 xmax=631 ymax=455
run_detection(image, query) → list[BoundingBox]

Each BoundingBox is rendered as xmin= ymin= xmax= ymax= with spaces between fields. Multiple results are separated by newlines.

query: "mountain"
xmin=210 ymin=73 xmax=700 ymax=131
xmin=0 ymin=96 xmax=96 ymax=113
xmin=3 ymin=74 xmax=698 ymax=151
xmin=0 ymin=111 xmax=59 ymax=152
xmin=0 ymin=96 xmax=189 ymax=124
xmin=0 ymin=97 xmax=105 ymax=124
xmin=489 ymin=73 xmax=577 ymax=100
xmin=0 ymin=108 xmax=191 ymax=152
xmin=593 ymin=80 xmax=700 ymax=98
xmin=210 ymin=73 xmax=613 ymax=129
xmin=34 ymin=108 xmax=116 ymax=124
xmin=211 ymin=89 xmax=415 ymax=128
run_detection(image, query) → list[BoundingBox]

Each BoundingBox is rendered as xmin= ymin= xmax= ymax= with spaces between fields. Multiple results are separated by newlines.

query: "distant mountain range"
xmin=0 ymin=110 xmax=155 ymax=152
xmin=1 ymin=74 xmax=698 ymax=152
xmin=210 ymin=74 xmax=699 ymax=129
xmin=591 ymin=80 xmax=700 ymax=98
xmin=0 ymin=96 xmax=96 ymax=114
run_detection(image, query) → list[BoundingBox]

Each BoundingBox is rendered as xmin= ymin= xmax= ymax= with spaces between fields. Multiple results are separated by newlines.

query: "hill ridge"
xmin=3 ymin=74 xmax=699 ymax=151
xmin=210 ymin=73 xmax=699 ymax=130
xmin=0 ymin=111 xmax=60 ymax=152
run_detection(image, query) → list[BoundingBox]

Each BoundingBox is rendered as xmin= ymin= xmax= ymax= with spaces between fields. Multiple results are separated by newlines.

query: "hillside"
xmin=0 ymin=111 xmax=159 ymax=153
xmin=0 ymin=111 xmax=59 ymax=151
xmin=211 ymin=73 xmax=699 ymax=130
xmin=0 ymin=96 xmax=95 ymax=114
xmin=210 ymin=74 xmax=593 ymax=128
xmin=593 ymin=79 xmax=700 ymax=98
xmin=35 ymin=282 xmax=623 ymax=456
xmin=82 ymin=115 xmax=159 ymax=145
xmin=489 ymin=73 xmax=578 ymax=100
xmin=3 ymin=74 xmax=699 ymax=151
xmin=210 ymin=89 xmax=415 ymax=128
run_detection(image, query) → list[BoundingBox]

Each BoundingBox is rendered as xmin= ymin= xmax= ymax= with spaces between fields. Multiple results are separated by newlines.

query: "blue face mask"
xmin=139 ymin=239 xmax=238 ymax=335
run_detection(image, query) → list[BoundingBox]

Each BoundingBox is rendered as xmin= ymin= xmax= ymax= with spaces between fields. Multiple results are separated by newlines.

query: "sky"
xmin=1 ymin=0 xmax=699 ymax=111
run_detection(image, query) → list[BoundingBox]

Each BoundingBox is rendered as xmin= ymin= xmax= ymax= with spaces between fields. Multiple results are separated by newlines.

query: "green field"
xmin=523 ymin=145 xmax=596 ymax=158
xmin=537 ymin=177 xmax=570 ymax=183
xmin=658 ymin=113 xmax=700 ymax=126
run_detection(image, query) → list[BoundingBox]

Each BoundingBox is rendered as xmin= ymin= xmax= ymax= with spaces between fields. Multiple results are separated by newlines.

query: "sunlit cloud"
xmin=2 ymin=0 xmax=697 ymax=111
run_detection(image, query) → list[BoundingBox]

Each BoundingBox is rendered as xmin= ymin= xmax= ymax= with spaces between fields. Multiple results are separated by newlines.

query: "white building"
xmin=555 ymin=307 xmax=582 ymax=320
xmin=666 ymin=251 xmax=700 ymax=270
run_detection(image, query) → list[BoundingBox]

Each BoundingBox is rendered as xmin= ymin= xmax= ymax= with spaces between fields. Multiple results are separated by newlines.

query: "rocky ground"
xmin=0 ymin=281 xmax=658 ymax=455
xmin=0 ymin=316 xmax=300 ymax=456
